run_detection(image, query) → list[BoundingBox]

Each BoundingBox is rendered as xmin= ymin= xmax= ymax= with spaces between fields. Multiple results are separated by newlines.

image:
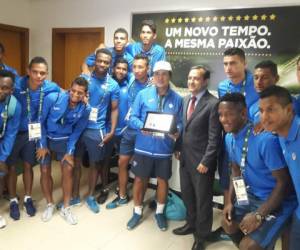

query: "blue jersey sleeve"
xmin=109 ymin=79 xmax=120 ymax=102
xmin=39 ymin=93 xmax=59 ymax=149
xmin=154 ymin=45 xmax=166 ymax=62
xmin=125 ymin=43 xmax=134 ymax=56
xmin=129 ymin=91 xmax=144 ymax=130
xmin=66 ymin=105 xmax=90 ymax=155
xmin=85 ymin=53 xmax=96 ymax=67
xmin=0 ymin=100 xmax=21 ymax=162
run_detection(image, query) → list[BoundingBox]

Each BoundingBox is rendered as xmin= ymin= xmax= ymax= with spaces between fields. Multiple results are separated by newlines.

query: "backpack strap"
xmin=7 ymin=95 xmax=17 ymax=118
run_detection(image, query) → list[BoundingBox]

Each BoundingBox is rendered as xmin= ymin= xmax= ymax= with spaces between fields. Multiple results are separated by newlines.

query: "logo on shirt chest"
xmin=292 ymin=152 xmax=297 ymax=161
xmin=53 ymin=106 xmax=60 ymax=111
xmin=169 ymin=103 xmax=174 ymax=109
xmin=148 ymin=98 xmax=155 ymax=103
xmin=101 ymin=84 xmax=108 ymax=90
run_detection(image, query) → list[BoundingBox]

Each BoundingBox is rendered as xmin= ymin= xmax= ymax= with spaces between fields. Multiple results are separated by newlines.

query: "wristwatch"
xmin=254 ymin=212 xmax=265 ymax=223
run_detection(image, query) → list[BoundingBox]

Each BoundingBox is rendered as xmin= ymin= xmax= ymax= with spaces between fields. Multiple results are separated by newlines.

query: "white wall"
xmin=2 ymin=0 xmax=300 ymax=76
xmin=0 ymin=0 xmax=31 ymax=27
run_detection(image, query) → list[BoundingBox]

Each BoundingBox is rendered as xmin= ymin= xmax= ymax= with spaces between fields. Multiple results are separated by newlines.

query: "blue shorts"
xmin=105 ymin=134 xmax=122 ymax=158
xmin=289 ymin=213 xmax=300 ymax=250
xmin=119 ymin=127 xmax=137 ymax=156
xmin=131 ymin=154 xmax=172 ymax=180
xmin=233 ymin=193 xmax=296 ymax=249
xmin=41 ymin=138 xmax=68 ymax=166
xmin=75 ymin=129 xmax=106 ymax=164
xmin=6 ymin=132 xmax=37 ymax=166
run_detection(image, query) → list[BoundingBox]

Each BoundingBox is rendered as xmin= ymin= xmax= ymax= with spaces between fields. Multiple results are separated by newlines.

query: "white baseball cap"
xmin=153 ymin=61 xmax=172 ymax=72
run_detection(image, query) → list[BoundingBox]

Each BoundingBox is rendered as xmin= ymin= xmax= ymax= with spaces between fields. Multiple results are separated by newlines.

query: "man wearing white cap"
xmin=126 ymin=61 xmax=183 ymax=231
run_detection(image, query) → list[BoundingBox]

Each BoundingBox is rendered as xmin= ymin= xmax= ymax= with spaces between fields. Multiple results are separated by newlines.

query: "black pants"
xmin=180 ymin=165 xmax=214 ymax=239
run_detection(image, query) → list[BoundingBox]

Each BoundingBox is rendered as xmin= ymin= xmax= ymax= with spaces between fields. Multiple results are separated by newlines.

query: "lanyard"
xmin=227 ymin=79 xmax=246 ymax=96
xmin=98 ymin=74 xmax=109 ymax=106
xmin=26 ymin=86 xmax=44 ymax=122
xmin=0 ymin=97 xmax=9 ymax=138
xmin=157 ymin=95 xmax=166 ymax=112
xmin=239 ymin=123 xmax=252 ymax=176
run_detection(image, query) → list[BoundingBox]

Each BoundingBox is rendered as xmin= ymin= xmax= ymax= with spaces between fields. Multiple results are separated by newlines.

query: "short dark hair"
xmin=0 ymin=43 xmax=5 ymax=54
xmin=95 ymin=48 xmax=113 ymax=59
xmin=29 ymin=56 xmax=48 ymax=70
xmin=71 ymin=76 xmax=89 ymax=92
xmin=113 ymin=57 xmax=129 ymax=68
xmin=134 ymin=54 xmax=149 ymax=66
xmin=114 ymin=28 xmax=128 ymax=38
xmin=218 ymin=92 xmax=247 ymax=111
xmin=190 ymin=65 xmax=210 ymax=80
xmin=255 ymin=60 xmax=278 ymax=77
xmin=141 ymin=19 xmax=156 ymax=34
xmin=259 ymin=85 xmax=292 ymax=107
xmin=223 ymin=48 xmax=245 ymax=61
xmin=0 ymin=69 xmax=15 ymax=85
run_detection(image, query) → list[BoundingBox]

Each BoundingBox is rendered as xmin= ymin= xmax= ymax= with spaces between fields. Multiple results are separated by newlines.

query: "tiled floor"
xmin=0 ymin=162 xmax=280 ymax=250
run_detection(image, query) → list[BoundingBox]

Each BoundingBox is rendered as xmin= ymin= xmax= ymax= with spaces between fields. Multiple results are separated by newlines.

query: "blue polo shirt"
xmin=85 ymin=47 xmax=134 ymax=72
xmin=40 ymin=91 xmax=91 ymax=154
xmin=218 ymin=71 xmax=259 ymax=110
xmin=13 ymin=76 xmax=61 ymax=132
xmin=126 ymin=42 xmax=166 ymax=76
xmin=84 ymin=73 xmax=119 ymax=131
xmin=0 ymin=96 xmax=21 ymax=162
xmin=279 ymin=116 xmax=300 ymax=219
xmin=226 ymin=124 xmax=287 ymax=200
xmin=249 ymin=96 xmax=300 ymax=124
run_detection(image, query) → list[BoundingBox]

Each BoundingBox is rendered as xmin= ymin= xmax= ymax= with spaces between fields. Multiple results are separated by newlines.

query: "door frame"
xmin=52 ymin=27 xmax=104 ymax=89
xmin=0 ymin=23 xmax=29 ymax=75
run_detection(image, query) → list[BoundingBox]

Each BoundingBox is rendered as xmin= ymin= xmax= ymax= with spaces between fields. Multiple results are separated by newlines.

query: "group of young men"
xmin=0 ymin=18 xmax=300 ymax=250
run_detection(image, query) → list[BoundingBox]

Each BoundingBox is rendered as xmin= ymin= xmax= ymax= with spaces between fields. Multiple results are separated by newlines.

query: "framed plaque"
xmin=143 ymin=111 xmax=176 ymax=133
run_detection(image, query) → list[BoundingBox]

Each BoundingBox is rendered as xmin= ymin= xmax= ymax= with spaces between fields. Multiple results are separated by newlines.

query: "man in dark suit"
xmin=173 ymin=66 xmax=222 ymax=250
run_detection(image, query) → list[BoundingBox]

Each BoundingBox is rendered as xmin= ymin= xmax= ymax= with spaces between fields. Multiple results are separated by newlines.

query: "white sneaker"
xmin=0 ymin=215 xmax=7 ymax=229
xmin=60 ymin=206 xmax=78 ymax=225
xmin=41 ymin=204 xmax=55 ymax=222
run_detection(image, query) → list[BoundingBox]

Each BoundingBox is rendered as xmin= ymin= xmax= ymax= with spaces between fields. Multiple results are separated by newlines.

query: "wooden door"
xmin=52 ymin=28 xmax=104 ymax=89
xmin=0 ymin=23 xmax=29 ymax=76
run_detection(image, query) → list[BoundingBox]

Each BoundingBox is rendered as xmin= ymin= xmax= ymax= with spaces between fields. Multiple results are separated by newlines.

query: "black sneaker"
xmin=97 ymin=189 xmax=109 ymax=204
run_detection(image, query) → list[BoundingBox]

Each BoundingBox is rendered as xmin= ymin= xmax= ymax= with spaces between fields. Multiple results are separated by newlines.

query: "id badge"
xmin=232 ymin=176 xmax=249 ymax=205
xmin=89 ymin=108 xmax=98 ymax=122
xmin=28 ymin=122 xmax=41 ymax=141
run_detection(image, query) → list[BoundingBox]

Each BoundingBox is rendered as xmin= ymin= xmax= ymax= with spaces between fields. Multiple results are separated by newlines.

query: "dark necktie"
xmin=187 ymin=96 xmax=196 ymax=120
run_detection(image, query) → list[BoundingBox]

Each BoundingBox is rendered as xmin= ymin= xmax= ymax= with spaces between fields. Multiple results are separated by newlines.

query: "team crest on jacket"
xmin=169 ymin=103 xmax=174 ymax=109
